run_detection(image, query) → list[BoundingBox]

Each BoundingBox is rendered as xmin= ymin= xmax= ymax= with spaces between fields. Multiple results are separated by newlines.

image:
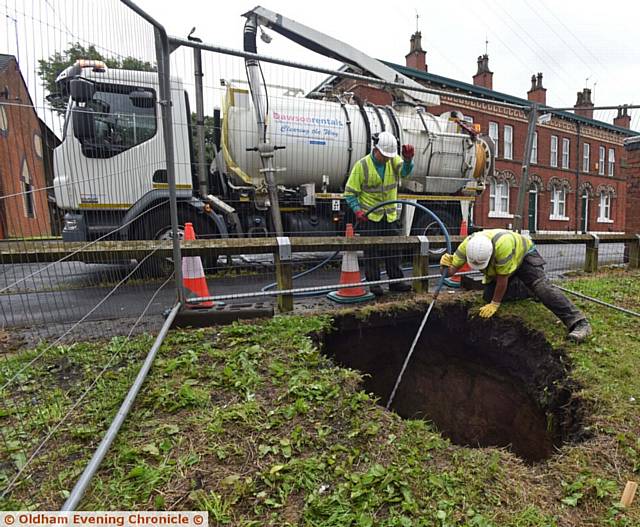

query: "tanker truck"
xmin=52 ymin=6 xmax=493 ymax=250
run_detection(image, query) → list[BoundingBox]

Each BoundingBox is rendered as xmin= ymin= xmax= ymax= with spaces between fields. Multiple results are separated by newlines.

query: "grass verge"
xmin=0 ymin=269 xmax=639 ymax=526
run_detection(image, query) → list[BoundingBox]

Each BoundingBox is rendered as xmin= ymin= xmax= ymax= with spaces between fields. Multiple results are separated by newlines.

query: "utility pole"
xmin=513 ymin=104 xmax=538 ymax=232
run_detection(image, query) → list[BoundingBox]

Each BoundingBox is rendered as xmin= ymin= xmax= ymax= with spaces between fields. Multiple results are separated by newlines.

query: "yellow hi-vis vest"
xmin=344 ymin=154 xmax=404 ymax=222
xmin=452 ymin=229 xmax=535 ymax=283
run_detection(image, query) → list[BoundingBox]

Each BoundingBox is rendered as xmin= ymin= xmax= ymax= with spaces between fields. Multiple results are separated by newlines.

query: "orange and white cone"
xmin=182 ymin=222 xmax=219 ymax=309
xmin=327 ymin=223 xmax=375 ymax=303
xmin=444 ymin=217 xmax=472 ymax=288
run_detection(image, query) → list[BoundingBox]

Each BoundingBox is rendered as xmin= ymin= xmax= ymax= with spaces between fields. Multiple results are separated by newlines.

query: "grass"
xmin=0 ymin=269 xmax=639 ymax=526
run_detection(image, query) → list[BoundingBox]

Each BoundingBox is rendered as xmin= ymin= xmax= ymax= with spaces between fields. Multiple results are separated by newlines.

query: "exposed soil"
xmin=321 ymin=301 xmax=588 ymax=462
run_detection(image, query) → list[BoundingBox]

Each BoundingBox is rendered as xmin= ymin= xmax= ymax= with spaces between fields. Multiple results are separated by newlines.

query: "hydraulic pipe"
xmin=244 ymin=15 xmax=283 ymax=235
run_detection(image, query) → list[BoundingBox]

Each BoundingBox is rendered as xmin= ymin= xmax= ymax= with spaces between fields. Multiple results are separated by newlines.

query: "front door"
xmin=580 ymin=191 xmax=589 ymax=232
xmin=528 ymin=185 xmax=538 ymax=233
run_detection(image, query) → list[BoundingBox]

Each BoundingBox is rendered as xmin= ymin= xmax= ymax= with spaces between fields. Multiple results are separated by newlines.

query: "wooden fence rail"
xmin=2 ymin=233 xmax=639 ymax=312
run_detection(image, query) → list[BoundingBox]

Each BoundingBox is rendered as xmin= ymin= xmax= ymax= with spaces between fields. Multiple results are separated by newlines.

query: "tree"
xmin=37 ymin=42 xmax=155 ymax=111
xmin=190 ymin=113 xmax=219 ymax=164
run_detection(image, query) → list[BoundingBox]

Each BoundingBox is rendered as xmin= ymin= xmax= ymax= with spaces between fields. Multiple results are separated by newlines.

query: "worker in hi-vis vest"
xmin=344 ymin=131 xmax=415 ymax=297
xmin=440 ymin=229 xmax=592 ymax=342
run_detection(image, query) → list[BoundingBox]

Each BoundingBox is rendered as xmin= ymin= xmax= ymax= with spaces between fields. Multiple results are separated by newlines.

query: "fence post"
xmin=584 ymin=233 xmax=599 ymax=272
xmin=628 ymin=234 xmax=640 ymax=269
xmin=413 ymin=235 xmax=430 ymax=293
xmin=275 ymin=237 xmax=293 ymax=312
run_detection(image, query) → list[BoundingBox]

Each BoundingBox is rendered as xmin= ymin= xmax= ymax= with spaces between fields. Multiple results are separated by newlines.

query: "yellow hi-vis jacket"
xmin=344 ymin=154 xmax=405 ymax=222
xmin=452 ymin=229 xmax=535 ymax=283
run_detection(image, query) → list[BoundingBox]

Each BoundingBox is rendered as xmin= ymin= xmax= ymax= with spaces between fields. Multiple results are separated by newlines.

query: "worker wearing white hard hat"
xmin=344 ymin=131 xmax=416 ymax=297
xmin=440 ymin=229 xmax=592 ymax=342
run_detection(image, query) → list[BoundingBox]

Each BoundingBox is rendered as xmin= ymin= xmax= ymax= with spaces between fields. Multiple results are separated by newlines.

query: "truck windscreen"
xmin=73 ymin=84 xmax=157 ymax=158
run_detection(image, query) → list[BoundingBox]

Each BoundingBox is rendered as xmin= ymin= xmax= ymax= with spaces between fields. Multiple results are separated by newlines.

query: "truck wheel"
xmin=411 ymin=209 xmax=458 ymax=259
xmin=133 ymin=206 xmax=220 ymax=278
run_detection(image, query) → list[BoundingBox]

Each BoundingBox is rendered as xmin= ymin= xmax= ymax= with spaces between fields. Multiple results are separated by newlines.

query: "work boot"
xmin=370 ymin=285 xmax=384 ymax=297
xmin=389 ymin=282 xmax=412 ymax=293
xmin=567 ymin=320 xmax=592 ymax=342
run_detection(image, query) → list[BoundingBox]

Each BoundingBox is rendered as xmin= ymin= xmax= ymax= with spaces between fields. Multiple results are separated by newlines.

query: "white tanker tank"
xmin=222 ymin=85 xmax=492 ymax=195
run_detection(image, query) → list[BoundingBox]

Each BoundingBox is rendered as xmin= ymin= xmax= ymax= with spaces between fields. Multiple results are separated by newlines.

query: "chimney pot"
xmin=405 ymin=30 xmax=427 ymax=72
xmin=574 ymin=88 xmax=594 ymax=119
xmin=472 ymin=53 xmax=493 ymax=90
xmin=527 ymin=72 xmax=546 ymax=105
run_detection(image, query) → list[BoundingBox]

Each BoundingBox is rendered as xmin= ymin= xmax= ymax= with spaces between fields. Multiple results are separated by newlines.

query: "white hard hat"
xmin=374 ymin=131 xmax=397 ymax=158
xmin=466 ymin=234 xmax=493 ymax=270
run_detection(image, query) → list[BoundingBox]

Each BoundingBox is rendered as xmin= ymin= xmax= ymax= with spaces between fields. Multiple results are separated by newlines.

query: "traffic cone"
xmin=182 ymin=222 xmax=220 ymax=309
xmin=327 ymin=223 xmax=375 ymax=303
xmin=444 ymin=218 xmax=472 ymax=289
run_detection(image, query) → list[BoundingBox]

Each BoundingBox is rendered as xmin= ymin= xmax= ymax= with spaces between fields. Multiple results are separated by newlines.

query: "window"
xmin=562 ymin=138 xmax=570 ymax=169
xmin=608 ymin=148 xmax=615 ymax=176
xmin=488 ymin=121 xmax=499 ymax=158
xmin=0 ymin=105 xmax=8 ymax=137
xmin=33 ymin=133 xmax=43 ymax=159
xmin=598 ymin=146 xmax=605 ymax=175
xmin=598 ymin=191 xmax=612 ymax=222
xmin=20 ymin=159 xmax=35 ymax=218
xmin=73 ymin=84 xmax=157 ymax=159
xmin=550 ymin=135 xmax=558 ymax=167
xmin=550 ymin=185 xmax=567 ymax=219
xmin=504 ymin=125 xmax=513 ymax=160
xmin=582 ymin=143 xmax=590 ymax=172
xmin=489 ymin=179 xmax=510 ymax=217
xmin=530 ymin=132 xmax=538 ymax=164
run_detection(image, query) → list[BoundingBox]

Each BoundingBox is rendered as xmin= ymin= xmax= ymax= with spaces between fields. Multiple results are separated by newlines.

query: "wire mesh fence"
xmin=0 ymin=0 xmax=178 ymax=508
xmin=0 ymin=0 xmax=639 ymax=511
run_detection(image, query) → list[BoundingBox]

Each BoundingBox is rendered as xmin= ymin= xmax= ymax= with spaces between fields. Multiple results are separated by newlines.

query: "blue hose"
xmin=261 ymin=199 xmax=452 ymax=297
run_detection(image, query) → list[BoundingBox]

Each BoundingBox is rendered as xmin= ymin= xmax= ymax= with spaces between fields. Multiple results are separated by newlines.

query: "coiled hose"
xmin=260 ymin=200 xmax=452 ymax=297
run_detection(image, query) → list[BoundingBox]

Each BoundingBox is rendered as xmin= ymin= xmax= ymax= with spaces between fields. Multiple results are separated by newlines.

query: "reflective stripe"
xmin=345 ymin=185 xmax=359 ymax=195
xmin=360 ymin=158 xmax=369 ymax=187
xmin=491 ymin=231 xmax=515 ymax=266
xmin=454 ymin=248 xmax=466 ymax=260
xmin=361 ymin=183 xmax=397 ymax=192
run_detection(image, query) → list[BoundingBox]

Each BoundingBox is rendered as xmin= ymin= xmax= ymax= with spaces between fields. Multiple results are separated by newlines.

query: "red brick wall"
xmin=330 ymin=81 xmax=629 ymax=233
xmin=439 ymin=101 xmax=627 ymax=233
xmin=0 ymin=59 xmax=52 ymax=239
xmin=623 ymin=138 xmax=640 ymax=234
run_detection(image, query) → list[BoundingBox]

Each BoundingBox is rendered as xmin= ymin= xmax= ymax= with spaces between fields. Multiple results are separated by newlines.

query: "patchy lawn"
xmin=1 ymin=270 xmax=639 ymax=526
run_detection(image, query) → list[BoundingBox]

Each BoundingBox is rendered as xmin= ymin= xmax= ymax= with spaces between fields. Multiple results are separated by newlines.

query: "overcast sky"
xmin=2 ymin=0 xmax=639 ymax=129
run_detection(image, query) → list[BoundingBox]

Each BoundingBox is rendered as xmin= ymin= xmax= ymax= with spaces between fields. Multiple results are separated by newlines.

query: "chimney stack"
xmin=472 ymin=54 xmax=493 ymax=90
xmin=405 ymin=31 xmax=427 ymax=72
xmin=527 ymin=72 xmax=546 ymax=105
xmin=574 ymin=88 xmax=594 ymax=119
xmin=614 ymin=105 xmax=631 ymax=129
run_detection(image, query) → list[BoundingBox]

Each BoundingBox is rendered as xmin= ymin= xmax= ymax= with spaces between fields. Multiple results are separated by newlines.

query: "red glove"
xmin=401 ymin=144 xmax=415 ymax=161
xmin=355 ymin=210 xmax=367 ymax=224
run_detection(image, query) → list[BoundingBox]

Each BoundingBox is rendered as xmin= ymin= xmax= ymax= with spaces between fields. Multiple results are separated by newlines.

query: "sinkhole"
xmin=321 ymin=302 xmax=588 ymax=462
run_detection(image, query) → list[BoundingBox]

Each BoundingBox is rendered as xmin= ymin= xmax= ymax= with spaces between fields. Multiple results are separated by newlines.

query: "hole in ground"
xmin=321 ymin=302 xmax=588 ymax=463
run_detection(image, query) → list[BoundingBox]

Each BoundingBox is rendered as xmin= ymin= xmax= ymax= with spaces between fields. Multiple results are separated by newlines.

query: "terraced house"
xmin=328 ymin=31 xmax=636 ymax=234
xmin=0 ymin=54 xmax=59 ymax=239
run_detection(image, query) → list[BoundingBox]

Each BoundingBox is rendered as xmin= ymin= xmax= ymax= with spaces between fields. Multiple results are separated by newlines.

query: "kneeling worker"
xmin=344 ymin=131 xmax=415 ymax=297
xmin=440 ymin=229 xmax=592 ymax=342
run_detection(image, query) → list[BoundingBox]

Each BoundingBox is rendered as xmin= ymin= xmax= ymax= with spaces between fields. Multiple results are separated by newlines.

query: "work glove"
xmin=479 ymin=302 xmax=501 ymax=319
xmin=401 ymin=144 xmax=415 ymax=161
xmin=440 ymin=253 xmax=453 ymax=267
xmin=355 ymin=210 xmax=368 ymax=224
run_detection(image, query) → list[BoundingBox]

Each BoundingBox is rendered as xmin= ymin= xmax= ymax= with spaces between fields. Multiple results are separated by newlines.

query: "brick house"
xmin=329 ymin=32 xmax=636 ymax=234
xmin=622 ymin=136 xmax=640 ymax=235
xmin=0 ymin=54 xmax=58 ymax=239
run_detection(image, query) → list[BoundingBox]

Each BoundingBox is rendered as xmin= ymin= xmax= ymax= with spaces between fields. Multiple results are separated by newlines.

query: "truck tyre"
xmin=410 ymin=209 xmax=458 ymax=260
xmin=133 ymin=205 xmax=220 ymax=278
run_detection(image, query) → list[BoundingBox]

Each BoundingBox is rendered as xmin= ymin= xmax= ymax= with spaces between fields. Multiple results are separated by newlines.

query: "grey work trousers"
xmin=359 ymin=219 xmax=405 ymax=283
xmin=482 ymin=249 xmax=586 ymax=330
